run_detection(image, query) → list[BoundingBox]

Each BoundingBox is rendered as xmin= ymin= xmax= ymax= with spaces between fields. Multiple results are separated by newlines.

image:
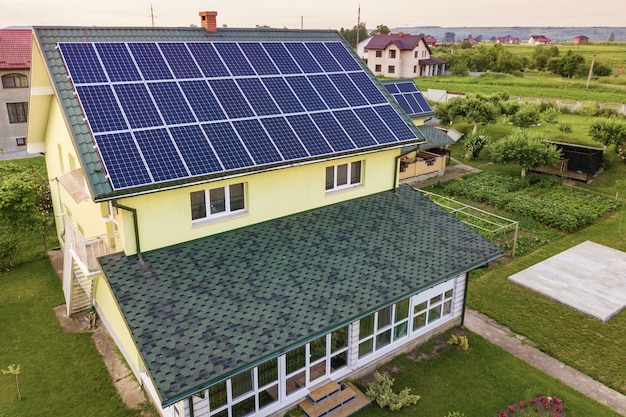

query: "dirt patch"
xmin=53 ymin=304 xmax=95 ymax=333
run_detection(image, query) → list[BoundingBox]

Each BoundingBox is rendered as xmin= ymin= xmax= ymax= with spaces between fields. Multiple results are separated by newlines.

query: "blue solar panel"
xmin=310 ymin=112 xmax=355 ymax=152
xmin=328 ymin=73 xmax=368 ymax=106
xmin=170 ymin=125 xmax=224 ymax=175
xmin=383 ymin=84 xmax=399 ymax=94
xmin=393 ymin=94 xmax=413 ymax=115
xmin=59 ymin=38 xmax=421 ymax=191
xmin=308 ymin=75 xmax=348 ymax=109
xmin=397 ymin=82 xmax=417 ymax=93
xmin=332 ymin=110 xmax=377 ymax=148
xmin=414 ymin=92 xmax=433 ymax=113
xmin=347 ymin=72 xmax=387 ymax=104
xmin=95 ymin=43 xmax=141 ymax=82
xmin=201 ymin=122 xmax=254 ymax=170
xmin=208 ymin=79 xmax=255 ymax=119
xmin=187 ymin=42 xmax=230 ymax=77
xmin=287 ymin=114 xmax=333 ymax=156
xmin=76 ymin=85 xmax=128 ymax=133
xmin=239 ymin=43 xmax=279 ymax=75
xmin=128 ymin=43 xmax=173 ymax=80
xmin=95 ymin=132 xmax=153 ymax=188
xmin=261 ymin=77 xmax=304 ymax=114
xmin=236 ymin=78 xmax=280 ymax=116
xmin=403 ymin=94 xmax=424 ymax=114
xmin=214 ymin=43 xmax=256 ymax=76
xmin=375 ymin=105 xmax=418 ymax=141
xmin=179 ymin=80 xmax=226 ymax=122
xmin=304 ymin=42 xmax=342 ymax=72
xmin=353 ymin=107 xmax=396 ymax=144
xmin=59 ymin=43 xmax=108 ymax=84
xmin=324 ymin=42 xmax=363 ymax=71
xmin=261 ymin=43 xmax=302 ymax=74
xmin=148 ymin=82 xmax=196 ymax=125
xmin=284 ymin=43 xmax=322 ymax=73
xmin=134 ymin=128 xmax=189 ymax=182
xmin=233 ymin=119 xmax=283 ymax=165
xmin=260 ymin=117 xmax=309 ymax=160
xmin=158 ymin=43 xmax=203 ymax=79
xmin=114 ymin=83 xmax=163 ymax=129
xmin=285 ymin=76 xmax=326 ymax=111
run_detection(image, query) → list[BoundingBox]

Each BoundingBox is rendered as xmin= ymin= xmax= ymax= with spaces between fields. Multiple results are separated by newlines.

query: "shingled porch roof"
xmin=98 ymin=184 xmax=502 ymax=406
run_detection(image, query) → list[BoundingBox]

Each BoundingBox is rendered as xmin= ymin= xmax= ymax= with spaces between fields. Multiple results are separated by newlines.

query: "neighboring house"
xmin=0 ymin=28 xmax=31 ymax=155
xmin=528 ymin=35 xmax=551 ymax=45
xmin=356 ymin=35 xmax=372 ymax=61
xmin=496 ymin=35 xmax=520 ymax=44
xmin=29 ymin=11 xmax=501 ymax=417
xmin=424 ymin=35 xmax=437 ymax=46
xmin=573 ymin=35 xmax=590 ymax=44
xmin=364 ymin=33 xmax=446 ymax=78
xmin=462 ymin=35 xmax=478 ymax=46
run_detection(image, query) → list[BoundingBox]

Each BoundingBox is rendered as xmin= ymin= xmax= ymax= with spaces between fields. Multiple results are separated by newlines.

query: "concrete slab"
xmin=508 ymin=241 xmax=626 ymax=322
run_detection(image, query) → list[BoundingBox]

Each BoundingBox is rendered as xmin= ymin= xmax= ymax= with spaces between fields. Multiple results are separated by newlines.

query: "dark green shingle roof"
xmin=33 ymin=26 xmax=423 ymax=201
xmin=417 ymin=125 xmax=457 ymax=149
xmin=99 ymin=184 xmax=502 ymax=406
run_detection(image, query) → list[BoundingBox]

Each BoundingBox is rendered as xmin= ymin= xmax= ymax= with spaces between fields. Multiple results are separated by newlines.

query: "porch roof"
xmin=98 ymin=184 xmax=502 ymax=406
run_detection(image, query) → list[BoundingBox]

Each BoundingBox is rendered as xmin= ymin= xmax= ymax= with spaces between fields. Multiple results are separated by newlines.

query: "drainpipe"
xmin=394 ymin=145 xmax=420 ymax=190
xmin=460 ymin=271 xmax=470 ymax=326
xmin=111 ymin=200 xmax=143 ymax=261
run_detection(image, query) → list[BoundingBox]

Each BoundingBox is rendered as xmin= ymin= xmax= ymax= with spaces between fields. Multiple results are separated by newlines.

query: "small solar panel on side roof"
xmin=127 ymin=43 xmax=173 ymax=80
xmin=393 ymin=94 xmax=413 ymax=115
xmin=403 ymin=93 xmax=424 ymax=114
xmin=414 ymin=93 xmax=433 ymax=112
xmin=187 ymin=43 xmax=230 ymax=77
xmin=213 ymin=43 xmax=256 ymax=76
xmin=383 ymin=84 xmax=399 ymax=94
xmin=261 ymin=43 xmax=302 ymax=74
xmin=397 ymin=82 xmax=418 ymax=93
xmin=170 ymin=125 xmax=224 ymax=175
xmin=58 ymin=43 xmax=108 ymax=84
xmin=95 ymin=43 xmax=141 ymax=82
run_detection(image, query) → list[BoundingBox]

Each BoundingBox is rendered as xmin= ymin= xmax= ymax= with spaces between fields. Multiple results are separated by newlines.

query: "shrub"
xmin=464 ymin=130 xmax=490 ymax=159
xmin=365 ymin=371 xmax=420 ymax=411
xmin=558 ymin=123 xmax=572 ymax=133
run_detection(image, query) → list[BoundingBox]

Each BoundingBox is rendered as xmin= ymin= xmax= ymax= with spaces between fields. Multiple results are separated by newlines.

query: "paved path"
xmin=465 ymin=309 xmax=626 ymax=416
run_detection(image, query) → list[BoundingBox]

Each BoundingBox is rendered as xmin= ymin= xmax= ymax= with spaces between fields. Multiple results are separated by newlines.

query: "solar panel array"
xmin=57 ymin=41 xmax=419 ymax=190
xmin=383 ymin=81 xmax=433 ymax=117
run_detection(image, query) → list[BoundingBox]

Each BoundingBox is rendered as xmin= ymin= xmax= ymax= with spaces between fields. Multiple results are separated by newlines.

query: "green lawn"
xmin=0 ymin=260 xmax=138 ymax=417
xmin=351 ymin=331 xmax=622 ymax=417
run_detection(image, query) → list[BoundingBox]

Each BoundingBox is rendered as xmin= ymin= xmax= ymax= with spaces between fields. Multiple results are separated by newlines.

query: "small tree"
xmin=542 ymin=106 xmax=561 ymax=131
xmin=463 ymin=95 xmax=499 ymax=133
xmin=371 ymin=24 xmax=390 ymax=35
xmin=510 ymin=104 xmax=541 ymax=128
xmin=489 ymin=129 xmax=562 ymax=177
xmin=464 ymin=130 xmax=490 ymax=159
xmin=2 ymin=364 xmax=22 ymax=400
xmin=588 ymin=119 xmax=626 ymax=150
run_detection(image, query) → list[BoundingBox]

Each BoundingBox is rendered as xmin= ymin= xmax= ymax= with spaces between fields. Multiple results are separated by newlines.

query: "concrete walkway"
xmin=465 ymin=309 xmax=626 ymax=416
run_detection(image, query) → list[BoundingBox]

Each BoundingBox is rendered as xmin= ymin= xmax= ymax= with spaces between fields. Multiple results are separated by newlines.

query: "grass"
xmin=0 ymin=259 xmax=138 ymax=417
xmin=351 ymin=330 xmax=622 ymax=417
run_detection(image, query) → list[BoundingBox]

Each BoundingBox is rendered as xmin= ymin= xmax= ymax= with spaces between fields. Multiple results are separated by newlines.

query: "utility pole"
xmin=586 ymin=54 xmax=596 ymax=89
xmin=301 ymin=16 xmax=303 ymax=30
xmin=149 ymin=5 xmax=156 ymax=27
xmin=355 ymin=4 xmax=361 ymax=46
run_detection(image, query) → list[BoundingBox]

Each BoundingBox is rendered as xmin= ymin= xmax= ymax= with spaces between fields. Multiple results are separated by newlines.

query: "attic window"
xmin=389 ymin=50 xmax=396 ymax=59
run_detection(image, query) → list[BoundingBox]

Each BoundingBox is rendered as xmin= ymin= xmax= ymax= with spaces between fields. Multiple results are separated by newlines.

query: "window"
xmin=7 ymin=102 xmax=28 ymax=123
xmin=374 ymin=64 xmax=381 ymax=72
xmin=15 ymin=137 xmax=26 ymax=146
xmin=325 ymin=161 xmax=362 ymax=191
xmin=414 ymin=51 xmax=418 ymax=58
xmin=413 ymin=65 xmax=417 ymax=73
xmin=358 ymin=300 xmax=409 ymax=358
xmin=2 ymin=73 xmax=28 ymax=88
xmin=412 ymin=287 xmax=454 ymax=333
xmin=190 ymin=183 xmax=245 ymax=221
xmin=375 ymin=50 xmax=382 ymax=58
xmin=387 ymin=65 xmax=395 ymax=74
xmin=388 ymin=49 xmax=396 ymax=59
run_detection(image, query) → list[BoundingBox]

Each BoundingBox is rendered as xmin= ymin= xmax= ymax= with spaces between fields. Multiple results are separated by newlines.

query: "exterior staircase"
xmin=298 ymin=381 xmax=370 ymax=417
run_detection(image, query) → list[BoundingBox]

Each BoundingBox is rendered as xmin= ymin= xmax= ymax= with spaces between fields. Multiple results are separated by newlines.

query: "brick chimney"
xmin=199 ymin=11 xmax=218 ymax=32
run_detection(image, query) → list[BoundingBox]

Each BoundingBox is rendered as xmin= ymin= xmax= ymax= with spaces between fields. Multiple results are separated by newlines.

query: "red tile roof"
xmin=0 ymin=29 xmax=32 ymax=69
xmin=364 ymin=33 xmax=425 ymax=50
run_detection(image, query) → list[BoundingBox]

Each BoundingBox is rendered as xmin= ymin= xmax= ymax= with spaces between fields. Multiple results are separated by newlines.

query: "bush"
xmin=366 ymin=371 xmax=420 ymax=411
xmin=464 ymin=130 xmax=490 ymax=159
xmin=558 ymin=123 xmax=572 ymax=133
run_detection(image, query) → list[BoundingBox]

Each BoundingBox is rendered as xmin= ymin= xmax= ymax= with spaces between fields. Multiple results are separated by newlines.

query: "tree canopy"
xmin=489 ymin=129 xmax=562 ymax=177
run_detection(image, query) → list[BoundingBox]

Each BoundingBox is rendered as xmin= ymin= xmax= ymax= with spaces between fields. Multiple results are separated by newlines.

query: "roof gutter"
xmin=111 ymin=200 xmax=142 ymax=261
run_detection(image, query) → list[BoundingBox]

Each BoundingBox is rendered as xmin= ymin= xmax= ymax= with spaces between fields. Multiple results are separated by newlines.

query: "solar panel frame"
xmin=332 ymin=110 xmax=377 ymax=148
xmin=383 ymin=83 xmax=399 ymax=94
xmin=347 ymin=72 xmax=387 ymax=104
xmin=157 ymin=43 xmax=203 ymax=79
xmin=353 ymin=107 xmax=397 ymax=144
xmin=95 ymin=132 xmax=153 ymax=189
xmin=403 ymin=93 xmax=424 ymax=114
xmin=284 ymin=76 xmax=327 ymax=112
xmin=374 ymin=105 xmax=419 ymax=141
xmin=59 ymin=43 xmax=108 ymax=84
xmin=324 ymin=42 xmax=363 ymax=71
xmin=307 ymin=75 xmax=348 ymax=109
xmin=310 ymin=112 xmax=356 ymax=152
xmin=261 ymin=77 xmax=305 ymax=114
xmin=328 ymin=73 xmax=368 ymax=107
xmin=236 ymin=78 xmax=281 ymax=116
xmin=95 ymin=43 xmax=142 ymax=82
xmin=414 ymin=93 xmax=433 ymax=113
xmin=393 ymin=94 xmax=414 ymax=115
xmin=397 ymin=82 xmax=418 ymax=93
xmin=283 ymin=42 xmax=323 ymax=73
xmin=286 ymin=114 xmax=333 ymax=156
xmin=76 ymin=85 xmax=128 ymax=133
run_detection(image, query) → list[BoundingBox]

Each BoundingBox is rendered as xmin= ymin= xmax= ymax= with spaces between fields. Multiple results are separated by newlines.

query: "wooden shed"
xmin=534 ymin=141 xmax=604 ymax=183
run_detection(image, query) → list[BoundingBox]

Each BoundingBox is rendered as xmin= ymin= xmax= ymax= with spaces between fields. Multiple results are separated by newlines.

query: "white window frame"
xmin=410 ymin=280 xmax=455 ymax=338
xmin=325 ymin=161 xmax=362 ymax=193
xmin=191 ymin=183 xmax=246 ymax=225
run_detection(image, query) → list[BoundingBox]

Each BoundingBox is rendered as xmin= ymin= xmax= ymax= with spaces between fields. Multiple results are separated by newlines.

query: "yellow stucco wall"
xmin=119 ymin=149 xmax=401 ymax=253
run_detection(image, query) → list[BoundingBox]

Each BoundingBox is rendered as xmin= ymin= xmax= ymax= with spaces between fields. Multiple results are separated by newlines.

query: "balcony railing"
xmin=63 ymin=216 xmax=119 ymax=273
